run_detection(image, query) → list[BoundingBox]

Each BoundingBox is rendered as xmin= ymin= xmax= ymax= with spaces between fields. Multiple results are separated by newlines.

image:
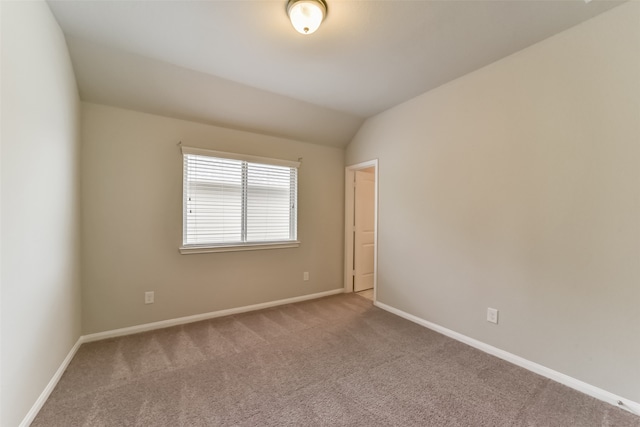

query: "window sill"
xmin=179 ymin=241 xmax=300 ymax=254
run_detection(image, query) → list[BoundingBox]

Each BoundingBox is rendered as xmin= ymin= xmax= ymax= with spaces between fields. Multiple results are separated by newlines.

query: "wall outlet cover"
xmin=145 ymin=291 xmax=155 ymax=304
xmin=487 ymin=307 xmax=498 ymax=324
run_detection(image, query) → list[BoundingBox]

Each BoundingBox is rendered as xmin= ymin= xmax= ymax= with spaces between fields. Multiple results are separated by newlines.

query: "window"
xmin=180 ymin=146 xmax=300 ymax=254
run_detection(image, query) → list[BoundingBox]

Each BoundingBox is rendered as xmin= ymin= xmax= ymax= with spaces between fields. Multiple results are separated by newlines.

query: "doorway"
xmin=344 ymin=160 xmax=378 ymax=301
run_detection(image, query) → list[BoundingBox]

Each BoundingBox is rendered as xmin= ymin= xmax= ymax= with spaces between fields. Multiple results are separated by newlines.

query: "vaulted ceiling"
xmin=48 ymin=0 xmax=622 ymax=147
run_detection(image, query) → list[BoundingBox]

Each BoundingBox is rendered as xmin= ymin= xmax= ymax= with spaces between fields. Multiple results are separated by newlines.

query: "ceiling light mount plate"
xmin=286 ymin=0 xmax=327 ymax=35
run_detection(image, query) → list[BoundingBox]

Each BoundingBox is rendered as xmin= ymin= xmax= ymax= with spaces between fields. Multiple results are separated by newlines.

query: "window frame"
xmin=179 ymin=146 xmax=300 ymax=254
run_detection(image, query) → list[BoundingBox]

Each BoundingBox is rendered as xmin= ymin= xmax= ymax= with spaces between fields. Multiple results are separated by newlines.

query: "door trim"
xmin=344 ymin=159 xmax=378 ymax=301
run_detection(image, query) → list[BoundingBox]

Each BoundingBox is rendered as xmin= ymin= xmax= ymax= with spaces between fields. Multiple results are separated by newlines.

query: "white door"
xmin=354 ymin=169 xmax=375 ymax=292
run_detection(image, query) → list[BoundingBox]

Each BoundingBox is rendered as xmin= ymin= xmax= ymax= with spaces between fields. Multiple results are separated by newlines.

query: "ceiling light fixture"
xmin=286 ymin=0 xmax=327 ymax=35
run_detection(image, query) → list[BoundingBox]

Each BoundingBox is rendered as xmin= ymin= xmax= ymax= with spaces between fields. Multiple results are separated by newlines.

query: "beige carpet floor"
xmin=33 ymin=293 xmax=639 ymax=426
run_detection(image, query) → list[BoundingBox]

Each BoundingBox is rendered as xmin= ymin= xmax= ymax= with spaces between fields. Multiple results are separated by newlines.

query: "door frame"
xmin=344 ymin=159 xmax=379 ymax=300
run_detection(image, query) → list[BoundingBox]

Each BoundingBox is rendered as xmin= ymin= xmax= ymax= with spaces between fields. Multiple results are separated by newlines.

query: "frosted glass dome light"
xmin=287 ymin=0 xmax=327 ymax=35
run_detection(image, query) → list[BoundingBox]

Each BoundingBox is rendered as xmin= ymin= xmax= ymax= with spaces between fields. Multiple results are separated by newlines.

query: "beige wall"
xmin=346 ymin=2 xmax=640 ymax=402
xmin=0 ymin=1 xmax=82 ymax=426
xmin=81 ymin=103 xmax=344 ymax=334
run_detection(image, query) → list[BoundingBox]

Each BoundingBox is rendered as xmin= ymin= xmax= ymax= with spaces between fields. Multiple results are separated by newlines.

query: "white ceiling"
xmin=48 ymin=0 xmax=622 ymax=147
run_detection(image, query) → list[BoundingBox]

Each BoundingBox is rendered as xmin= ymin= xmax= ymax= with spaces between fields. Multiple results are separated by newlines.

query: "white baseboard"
xmin=83 ymin=288 xmax=344 ymax=343
xmin=19 ymin=337 xmax=83 ymax=427
xmin=374 ymin=301 xmax=640 ymax=416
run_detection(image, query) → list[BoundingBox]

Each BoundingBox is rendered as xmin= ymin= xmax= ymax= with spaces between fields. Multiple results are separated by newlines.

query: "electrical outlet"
xmin=487 ymin=307 xmax=498 ymax=324
xmin=145 ymin=291 xmax=155 ymax=304
xmin=303 ymin=272 xmax=309 ymax=281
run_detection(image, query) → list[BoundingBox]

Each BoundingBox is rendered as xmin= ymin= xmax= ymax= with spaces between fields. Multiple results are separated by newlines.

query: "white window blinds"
xmin=182 ymin=147 xmax=298 ymax=247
